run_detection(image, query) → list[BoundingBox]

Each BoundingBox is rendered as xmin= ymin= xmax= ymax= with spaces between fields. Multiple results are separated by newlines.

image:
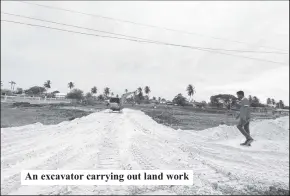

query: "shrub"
xmin=66 ymin=89 xmax=84 ymax=101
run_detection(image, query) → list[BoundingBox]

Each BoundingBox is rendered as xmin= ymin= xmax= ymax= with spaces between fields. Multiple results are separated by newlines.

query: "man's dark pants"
xmin=237 ymin=119 xmax=253 ymax=140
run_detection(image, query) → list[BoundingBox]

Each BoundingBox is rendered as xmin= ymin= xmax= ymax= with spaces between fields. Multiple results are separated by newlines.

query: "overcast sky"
xmin=1 ymin=1 xmax=289 ymax=104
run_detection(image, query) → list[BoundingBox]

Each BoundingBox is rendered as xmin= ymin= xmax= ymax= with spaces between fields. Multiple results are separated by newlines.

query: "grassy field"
xmin=124 ymin=104 xmax=277 ymax=130
xmin=1 ymin=102 xmax=279 ymax=130
xmin=0 ymin=102 xmax=107 ymax=128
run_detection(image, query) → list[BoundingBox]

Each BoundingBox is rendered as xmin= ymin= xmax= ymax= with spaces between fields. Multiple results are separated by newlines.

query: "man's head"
xmin=236 ymin=91 xmax=244 ymax=100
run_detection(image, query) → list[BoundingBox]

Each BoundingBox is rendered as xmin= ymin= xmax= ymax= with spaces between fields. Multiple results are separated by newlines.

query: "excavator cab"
xmin=108 ymin=92 xmax=135 ymax=113
xmin=109 ymin=97 xmax=121 ymax=111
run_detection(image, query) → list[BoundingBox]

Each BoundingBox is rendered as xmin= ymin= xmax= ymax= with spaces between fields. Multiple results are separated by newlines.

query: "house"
xmin=273 ymin=109 xmax=289 ymax=115
xmin=55 ymin=93 xmax=66 ymax=99
xmin=192 ymin=101 xmax=205 ymax=108
xmin=267 ymin=104 xmax=276 ymax=108
xmin=149 ymin=99 xmax=159 ymax=104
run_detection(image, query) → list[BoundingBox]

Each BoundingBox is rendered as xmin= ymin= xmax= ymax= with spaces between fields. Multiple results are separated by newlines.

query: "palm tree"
xmin=271 ymin=99 xmax=276 ymax=105
xmin=278 ymin=100 xmax=284 ymax=109
xmin=125 ymin=89 xmax=128 ymax=93
xmin=111 ymin=92 xmax=114 ymax=97
xmin=104 ymin=87 xmax=110 ymax=97
xmin=91 ymin=86 xmax=97 ymax=95
xmin=137 ymin=87 xmax=142 ymax=94
xmin=9 ymin=81 xmax=16 ymax=91
xmin=248 ymin=95 xmax=253 ymax=104
xmin=68 ymin=82 xmax=74 ymax=90
xmin=186 ymin=84 xmax=196 ymax=102
xmin=116 ymin=94 xmax=119 ymax=98
xmin=44 ymin=80 xmax=51 ymax=90
xmin=267 ymin=98 xmax=271 ymax=105
xmin=144 ymin=86 xmax=151 ymax=98
xmin=158 ymin=97 xmax=161 ymax=103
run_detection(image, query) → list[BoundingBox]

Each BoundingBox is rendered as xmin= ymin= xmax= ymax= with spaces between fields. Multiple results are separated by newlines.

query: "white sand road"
xmin=1 ymin=109 xmax=289 ymax=195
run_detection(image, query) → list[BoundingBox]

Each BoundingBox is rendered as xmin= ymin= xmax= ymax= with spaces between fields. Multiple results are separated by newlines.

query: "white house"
xmin=273 ymin=109 xmax=289 ymax=115
xmin=55 ymin=93 xmax=66 ymax=99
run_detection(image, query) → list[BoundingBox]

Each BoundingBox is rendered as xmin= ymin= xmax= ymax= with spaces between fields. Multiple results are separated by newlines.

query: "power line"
xmin=1 ymin=19 xmax=288 ymax=65
xmin=1 ymin=12 xmax=288 ymax=55
xmin=18 ymin=1 xmax=289 ymax=52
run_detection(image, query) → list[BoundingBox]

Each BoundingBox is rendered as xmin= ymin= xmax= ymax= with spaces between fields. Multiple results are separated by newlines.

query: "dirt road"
xmin=1 ymin=109 xmax=289 ymax=195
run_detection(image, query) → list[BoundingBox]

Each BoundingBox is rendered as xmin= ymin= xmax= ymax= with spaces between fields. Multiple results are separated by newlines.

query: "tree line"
xmin=1 ymin=80 xmax=287 ymax=109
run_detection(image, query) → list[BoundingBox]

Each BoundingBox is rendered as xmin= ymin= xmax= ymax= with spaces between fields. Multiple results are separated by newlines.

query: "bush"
xmin=1 ymin=89 xmax=13 ymax=96
xmin=24 ymin=86 xmax=46 ymax=95
xmin=66 ymin=89 xmax=84 ymax=101
xmin=172 ymin=93 xmax=187 ymax=106
xmin=15 ymin=88 xmax=23 ymax=94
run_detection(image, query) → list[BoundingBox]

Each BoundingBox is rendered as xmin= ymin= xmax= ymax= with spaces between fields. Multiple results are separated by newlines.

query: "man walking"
xmin=235 ymin=91 xmax=254 ymax=146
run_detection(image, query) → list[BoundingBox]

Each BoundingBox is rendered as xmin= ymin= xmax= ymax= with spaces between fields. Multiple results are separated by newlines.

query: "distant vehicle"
xmin=109 ymin=97 xmax=122 ymax=112
xmin=108 ymin=92 xmax=135 ymax=113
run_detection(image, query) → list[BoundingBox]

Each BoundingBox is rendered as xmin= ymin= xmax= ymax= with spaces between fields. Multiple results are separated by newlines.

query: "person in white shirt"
xmin=236 ymin=91 xmax=254 ymax=146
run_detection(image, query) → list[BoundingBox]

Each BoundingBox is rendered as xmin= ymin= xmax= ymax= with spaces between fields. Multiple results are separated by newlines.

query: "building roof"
xmin=275 ymin=109 xmax=289 ymax=112
xmin=55 ymin=93 xmax=66 ymax=96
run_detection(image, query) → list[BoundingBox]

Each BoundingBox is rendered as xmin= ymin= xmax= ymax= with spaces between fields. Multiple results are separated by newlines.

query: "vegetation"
xmin=1 ymin=89 xmax=13 ymax=96
xmin=104 ymin=87 xmax=110 ymax=98
xmin=186 ymin=84 xmax=195 ymax=102
xmin=97 ymin=94 xmax=105 ymax=101
xmin=85 ymin=92 xmax=93 ymax=99
xmin=210 ymin=94 xmax=237 ymax=108
xmin=172 ymin=93 xmax=187 ymax=106
xmin=15 ymin=88 xmax=23 ymax=94
xmin=66 ymin=89 xmax=84 ymax=100
xmin=68 ymin=82 xmax=74 ymax=90
xmin=144 ymin=86 xmax=151 ymax=98
xmin=277 ymin=100 xmax=285 ymax=109
xmin=44 ymin=80 xmax=51 ymax=90
xmin=91 ymin=86 xmax=97 ymax=95
xmin=9 ymin=81 xmax=16 ymax=91
xmin=2 ymin=79 xmax=289 ymax=110
xmin=24 ymin=86 xmax=46 ymax=96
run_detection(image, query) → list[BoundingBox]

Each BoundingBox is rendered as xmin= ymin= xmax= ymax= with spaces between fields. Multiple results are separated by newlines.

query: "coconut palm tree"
xmin=125 ymin=89 xmax=128 ymax=93
xmin=68 ymin=82 xmax=74 ymax=90
xmin=9 ymin=81 xmax=16 ymax=91
xmin=137 ymin=87 xmax=142 ymax=94
xmin=104 ymin=87 xmax=110 ymax=97
xmin=271 ymin=99 xmax=276 ymax=105
xmin=144 ymin=86 xmax=151 ymax=98
xmin=111 ymin=92 xmax=114 ymax=97
xmin=91 ymin=86 xmax=97 ymax=95
xmin=248 ymin=95 xmax=253 ymax=104
xmin=278 ymin=100 xmax=284 ymax=109
xmin=266 ymin=98 xmax=272 ymax=105
xmin=44 ymin=80 xmax=51 ymax=90
xmin=186 ymin=84 xmax=196 ymax=102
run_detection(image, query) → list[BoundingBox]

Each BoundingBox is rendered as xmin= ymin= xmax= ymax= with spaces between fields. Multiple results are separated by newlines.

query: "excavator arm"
xmin=120 ymin=92 xmax=135 ymax=107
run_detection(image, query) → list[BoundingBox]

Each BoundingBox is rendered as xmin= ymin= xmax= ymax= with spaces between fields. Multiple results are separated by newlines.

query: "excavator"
xmin=108 ymin=91 xmax=135 ymax=113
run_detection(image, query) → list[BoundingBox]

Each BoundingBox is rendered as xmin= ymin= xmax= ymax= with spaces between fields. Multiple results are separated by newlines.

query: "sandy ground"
xmin=1 ymin=109 xmax=289 ymax=195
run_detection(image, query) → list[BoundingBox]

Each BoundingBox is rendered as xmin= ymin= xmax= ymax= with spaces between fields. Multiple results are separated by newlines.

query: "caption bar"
xmin=21 ymin=170 xmax=193 ymax=185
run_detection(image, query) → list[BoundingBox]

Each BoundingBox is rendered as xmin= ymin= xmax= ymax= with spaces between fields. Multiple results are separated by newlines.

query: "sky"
xmin=1 ymin=1 xmax=289 ymax=104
